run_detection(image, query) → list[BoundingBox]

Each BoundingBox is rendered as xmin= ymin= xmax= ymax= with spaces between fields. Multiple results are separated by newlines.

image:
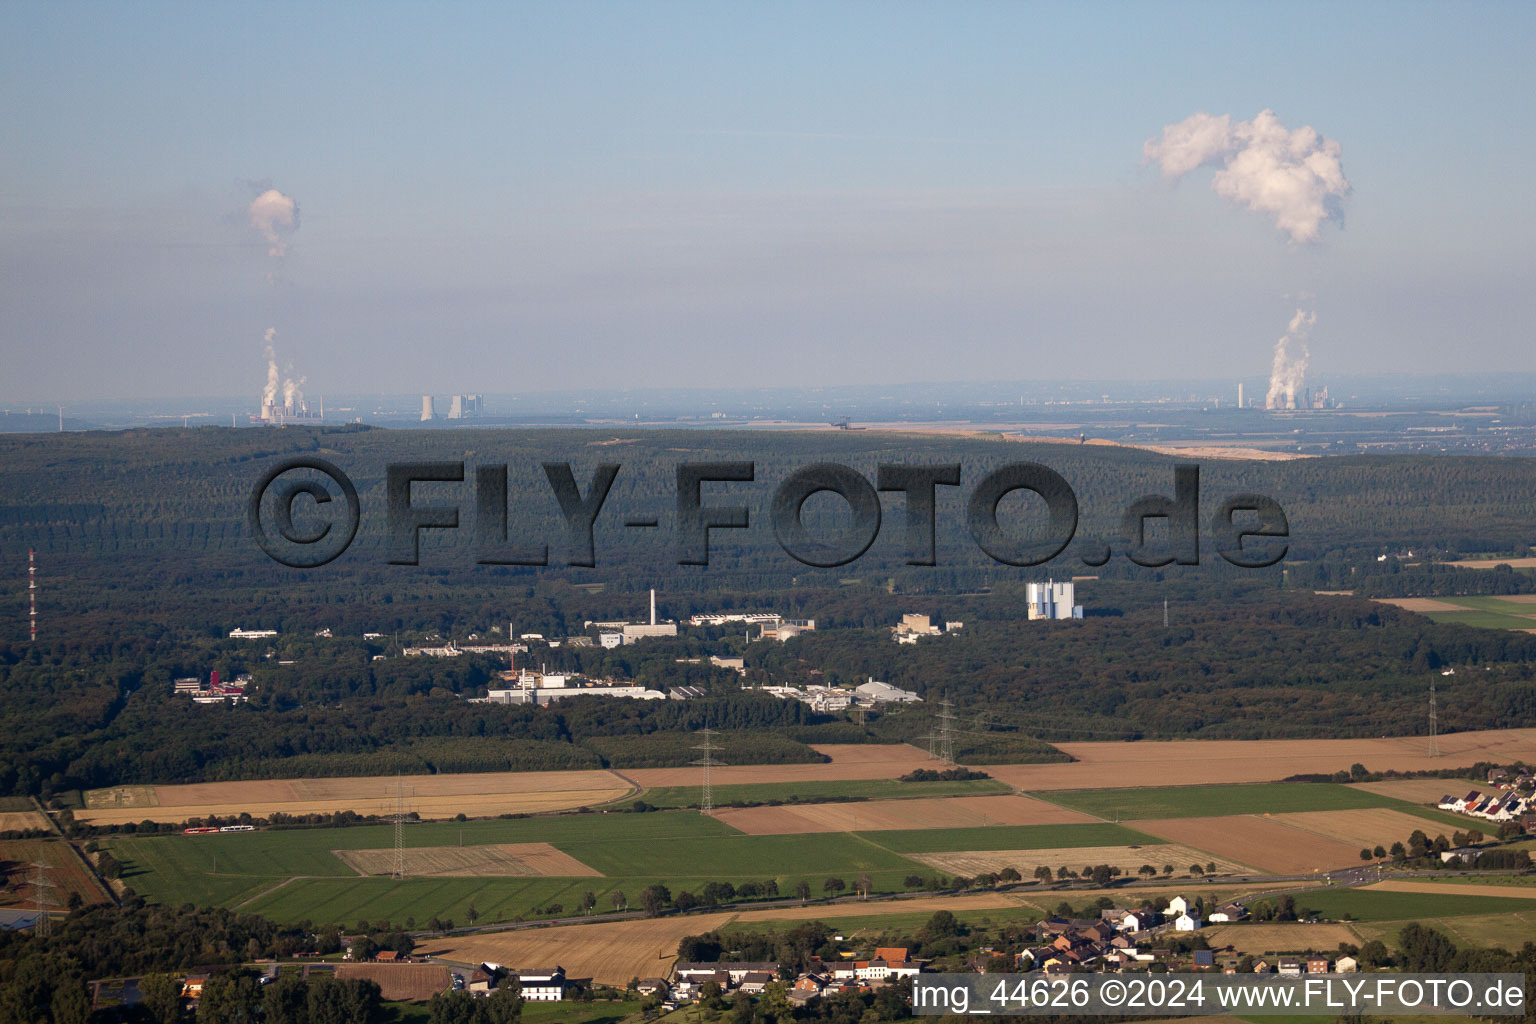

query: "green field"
xmin=108 ymin=810 xmax=1165 ymax=926
xmin=1411 ymin=595 xmax=1536 ymax=631
xmin=625 ymin=776 xmax=1011 ymax=808
xmin=1035 ymin=782 xmax=1401 ymax=820
xmin=1356 ymin=909 xmax=1536 ymax=951
xmin=1284 ymin=887 xmax=1536 ymax=922
xmin=856 ymin=822 xmax=1156 ymax=853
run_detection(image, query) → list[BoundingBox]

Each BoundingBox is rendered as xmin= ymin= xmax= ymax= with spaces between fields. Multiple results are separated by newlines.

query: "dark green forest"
xmin=1 ymin=426 xmax=1534 ymax=798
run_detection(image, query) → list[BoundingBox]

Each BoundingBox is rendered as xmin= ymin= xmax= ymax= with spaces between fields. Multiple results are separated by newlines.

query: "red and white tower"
xmin=28 ymin=549 xmax=37 ymax=642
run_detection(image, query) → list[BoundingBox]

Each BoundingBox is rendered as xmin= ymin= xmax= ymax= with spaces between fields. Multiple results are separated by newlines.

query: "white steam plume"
xmin=1144 ymin=110 xmax=1348 ymax=243
xmin=248 ymin=188 xmax=299 ymax=257
xmin=1266 ymin=309 xmax=1314 ymax=410
xmin=261 ymin=327 xmax=305 ymax=412
xmin=262 ymin=328 xmax=281 ymax=408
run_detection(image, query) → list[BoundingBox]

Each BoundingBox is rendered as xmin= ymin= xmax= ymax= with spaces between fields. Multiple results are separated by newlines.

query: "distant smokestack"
xmin=650 ymin=589 xmax=656 ymax=626
xmin=1237 ymin=382 xmax=1244 ymax=409
xmin=420 ymin=396 xmax=436 ymax=421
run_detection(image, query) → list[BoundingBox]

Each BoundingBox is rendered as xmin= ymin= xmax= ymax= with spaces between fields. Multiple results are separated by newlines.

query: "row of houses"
xmin=662 ymin=949 xmax=925 ymax=1006
xmin=1437 ymin=789 xmax=1532 ymax=823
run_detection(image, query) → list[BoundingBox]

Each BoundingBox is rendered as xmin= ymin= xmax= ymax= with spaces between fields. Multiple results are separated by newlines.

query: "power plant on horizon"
xmin=420 ymin=394 xmax=482 ymax=421
xmin=1237 ymin=380 xmax=1333 ymax=411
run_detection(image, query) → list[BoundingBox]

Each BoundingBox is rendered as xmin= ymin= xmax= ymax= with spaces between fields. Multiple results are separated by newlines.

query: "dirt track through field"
xmin=990 ymin=728 xmax=1536 ymax=791
xmin=335 ymin=842 xmax=601 ymax=878
xmin=711 ymin=795 xmax=1095 ymax=834
xmin=910 ymin=844 xmax=1249 ymax=878
xmin=1128 ymin=816 xmax=1365 ymax=874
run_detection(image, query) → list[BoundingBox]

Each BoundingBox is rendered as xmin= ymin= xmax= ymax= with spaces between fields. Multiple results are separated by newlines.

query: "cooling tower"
xmin=420 ymin=395 xmax=436 ymax=421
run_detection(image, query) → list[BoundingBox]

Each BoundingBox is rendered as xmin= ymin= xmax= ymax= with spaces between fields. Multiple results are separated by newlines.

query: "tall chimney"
xmin=1237 ymin=382 xmax=1244 ymax=409
xmin=650 ymin=589 xmax=656 ymax=626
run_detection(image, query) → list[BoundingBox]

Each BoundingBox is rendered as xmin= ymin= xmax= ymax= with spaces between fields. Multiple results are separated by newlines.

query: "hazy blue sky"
xmin=2 ymin=1 xmax=1532 ymax=403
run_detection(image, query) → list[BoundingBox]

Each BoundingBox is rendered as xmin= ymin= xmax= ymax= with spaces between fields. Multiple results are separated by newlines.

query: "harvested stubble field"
xmin=334 ymin=963 xmax=451 ymax=1001
xmin=1204 ymin=923 xmax=1361 ymax=954
xmin=711 ymin=795 xmax=1095 ymax=835
xmin=1346 ymin=778 xmax=1485 ymax=803
xmin=0 ymin=811 xmax=50 ymax=832
xmin=909 ymin=844 xmax=1250 ymax=877
xmin=1265 ymin=808 xmax=1452 ymax=849
xmin=335 ymin=842 xmax=600 ymax=878
xmin=987 ymin=728 xmax=1536 ymax=791
xmin=1127 ymin=816 xmax=1365 ymax=874
xmin=622 ymin=743 xmax=931 ymax=788
xmin=78 ymin=769 xmax=632 ymax=825
xmin=0 ymin=839 xmax=110 ymax=907
xmin=431 ymin=911 xmax=739 ymax=985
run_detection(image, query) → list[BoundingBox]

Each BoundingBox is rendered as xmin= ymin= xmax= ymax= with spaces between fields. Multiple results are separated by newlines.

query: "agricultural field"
xmin=626 ymin=775 xmax=1011 ymax=808
xmin=986 ymin=728 xmax=1536 ymax=791
xmin=1264 ymin=808 xmax=1454 ymax=850
xmin=1037 ymin=782 xmax=1397 ymax=820
xmin=712 ymin=794 xmax=1096 ymax=835
xmin=909 ymin=843 xmax=1250 ymax=878
xmin=1203 ymin=923 xmax=1362 ymax=954
xmin=1374 ymin=595 xmax=1536 ymax=631
xmin=79 ymin=769 xmax=634 ymax=826
xmin=858 ymin=822 xmax=1155 ymax=854
xmin=333 ymin=963 xmax=452 ymax=1001
xmin=428 ymin=910 xmax=740 ymax=985
xmin=1355 ymin=910 xmax=1536 ymax=951
xmin=1127 ymin=816 xmax=1364 ymax=874
xmin=1358 ymin=880 xmax=1536 ymax=900
xmin=1346 ymin=778 xmax=1486 ymax=803
xmin=335 ymin=842 xmax=601 ymax=878
xmin=621 ymin=743 xmax=932 ymax=788
xmin=0 ymin=838 xmax=111 ymax=908
xmin=0 ymin=811 xmax=50 ymax=832
xmin=1287 ymin=887 xmax=1536 ymax=921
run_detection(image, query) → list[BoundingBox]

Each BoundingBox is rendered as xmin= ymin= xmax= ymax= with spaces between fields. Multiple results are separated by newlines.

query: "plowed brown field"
xmin=1128 ymin=816 xmax=1364 ymax=874
xmin=711 ymin=795 xmax=1095 ymax=834
xmin=335 ymin=842 xmax=600 ymax=878
xmin=334 ymin=964 xmax=451 ymax=1000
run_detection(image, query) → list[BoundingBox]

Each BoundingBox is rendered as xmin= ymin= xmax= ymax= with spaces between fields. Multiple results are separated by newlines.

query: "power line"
xmin=937 ymin=700 xmax=958 ymax=765
xmin=692 ymin=728 xmax=725 ymax=814
xmin=28 ymin=549 xmax=37 ymax=643
xmin=391 ymin=777 xmax=412 ymax=879
xmin=31 ymin=860 xmax=55 ymax=937
xmin=1428 ymin=676 xmax=1440 ymax=758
